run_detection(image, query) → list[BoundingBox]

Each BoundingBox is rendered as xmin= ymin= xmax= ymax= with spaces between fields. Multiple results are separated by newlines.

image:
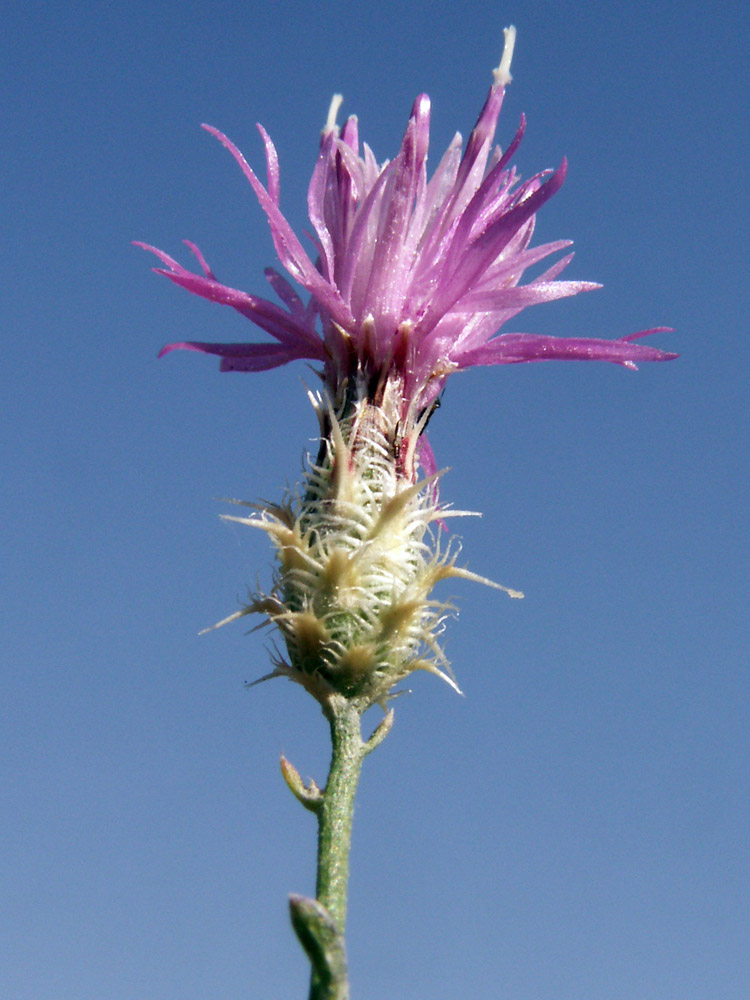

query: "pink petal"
xmin=453 ymin=331 xmax=679 ymax=369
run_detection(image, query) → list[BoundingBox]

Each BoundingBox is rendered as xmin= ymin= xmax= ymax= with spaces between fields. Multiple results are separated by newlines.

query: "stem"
xmin=315 ymin=696 xmax=366 ymax=932
xmin=288 ymin=697 xmax=393 ymax=1000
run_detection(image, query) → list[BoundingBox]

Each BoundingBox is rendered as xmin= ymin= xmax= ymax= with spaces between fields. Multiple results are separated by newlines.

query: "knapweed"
xmin=139 ymin=26 xmax=674 ymax=708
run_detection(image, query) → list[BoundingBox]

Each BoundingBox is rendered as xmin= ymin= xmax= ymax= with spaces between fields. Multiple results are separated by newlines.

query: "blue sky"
xmin=3 ymin=1 xmax=748 ymax=998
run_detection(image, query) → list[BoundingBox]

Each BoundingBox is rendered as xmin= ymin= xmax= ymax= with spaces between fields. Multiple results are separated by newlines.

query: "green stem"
xmin=315 ymin=696 xmax=366 ymax=933
xmin=288 ymin=697 xmax=393 ymax=1000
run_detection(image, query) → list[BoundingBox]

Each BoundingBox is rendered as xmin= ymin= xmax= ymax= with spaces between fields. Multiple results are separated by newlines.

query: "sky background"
xmin=3 ymin=1 xmax=748 ymax=998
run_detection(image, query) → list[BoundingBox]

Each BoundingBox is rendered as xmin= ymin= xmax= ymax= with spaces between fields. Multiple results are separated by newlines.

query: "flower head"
xmin=141 ymin=27 xmax=675 ymax=705
xmin=138 ymin=25 xmax=675 ymax=478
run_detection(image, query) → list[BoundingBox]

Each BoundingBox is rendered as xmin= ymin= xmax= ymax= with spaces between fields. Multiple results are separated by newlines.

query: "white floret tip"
xmin=493 ymin=24 xmax=517 ymax=89
xmin=324 ymin=94 xmax=344 ymax=135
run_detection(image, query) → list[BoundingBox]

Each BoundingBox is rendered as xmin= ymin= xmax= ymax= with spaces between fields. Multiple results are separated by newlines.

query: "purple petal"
xmin=452 ymin=82 xmax=506 ymax=207
xmin=264 ymin=267 xmax=307 ymax=317
xmin=417 ymin=435 xmax=438 ymax=478
xmin=159 ymin=340 xmax=315 ymax=372
xmin=449 ymin=279 xmax=600 ymax=314
xmin=136 ymin=241 xmax=324 ymax=355
xmin=420 ymin=160 xmax=568 ymax=336
xmin=453 ymin=330 xmax=678 ymax=369
xmin=434 ymin=116 xmax=526 ymax=264
xmin=618 ymin=326 xmax=674 ymax=342
xmin=201 ymin=124 xmax=355 ymax=330
xmin=336 ymin=156 xmax=399 ymax=311
xmin=256 ymin=123 xmax=280 ymax=205
xmin=360 ymin=95 xmax=431 ymax=334
xmin=307 ymin=133 xmax=338 ymax=283
xmin=182 ymin=240 xmax=216 ymax=279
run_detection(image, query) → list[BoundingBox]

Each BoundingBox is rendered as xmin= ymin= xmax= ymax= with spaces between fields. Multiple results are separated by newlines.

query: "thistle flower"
xmin=139 ymin=26 xmax=674 ymax=472
xmin=139 ymin=27 xmax=674 ymax=707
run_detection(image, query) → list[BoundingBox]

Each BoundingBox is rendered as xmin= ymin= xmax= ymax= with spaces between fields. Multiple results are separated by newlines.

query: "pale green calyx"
xmin=214 ymin=390 xmax=521 ymax=710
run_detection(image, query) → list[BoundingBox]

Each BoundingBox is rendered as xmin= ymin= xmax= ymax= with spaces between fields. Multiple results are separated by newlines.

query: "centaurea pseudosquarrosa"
xmin=139 ymin=27 xmax=675 ymax=707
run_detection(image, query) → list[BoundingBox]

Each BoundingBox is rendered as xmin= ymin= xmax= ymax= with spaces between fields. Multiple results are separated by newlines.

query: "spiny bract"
xmin=215 ymin=391 xmax=520 ymax=708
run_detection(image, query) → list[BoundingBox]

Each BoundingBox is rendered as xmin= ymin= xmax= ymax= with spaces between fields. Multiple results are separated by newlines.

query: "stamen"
xmin=493 ymin=25 xmax=517 ymax=89
xmin=324 ymin=94 xmax=344 ymax=135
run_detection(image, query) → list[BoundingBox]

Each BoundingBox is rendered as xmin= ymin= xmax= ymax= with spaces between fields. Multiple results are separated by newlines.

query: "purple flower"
xmin=138 ymin=27 xmax=674 ymax=432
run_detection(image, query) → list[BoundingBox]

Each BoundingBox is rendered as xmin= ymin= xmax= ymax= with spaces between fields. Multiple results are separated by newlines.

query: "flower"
xmin=137 ymin=24 xmax=674 ymax=475
xmin=140 ymin=27 xmax=675 ymax=705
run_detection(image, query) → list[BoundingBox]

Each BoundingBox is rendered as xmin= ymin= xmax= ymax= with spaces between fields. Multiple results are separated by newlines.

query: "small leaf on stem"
xmin=280 ymin=754 xmax=323 ymax=812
